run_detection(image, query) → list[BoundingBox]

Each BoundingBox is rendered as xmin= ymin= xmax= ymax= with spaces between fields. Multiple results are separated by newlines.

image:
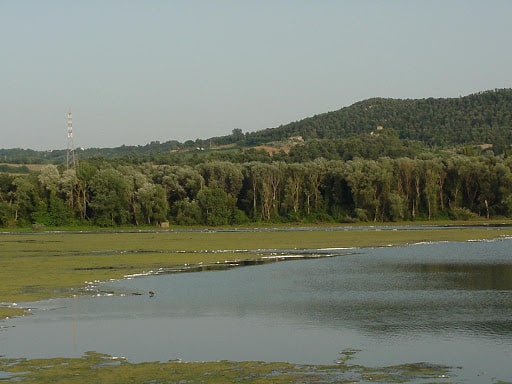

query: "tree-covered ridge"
xmin=244 ymin=88 xmax=512 ymax=149
xmin=2 ymin=89 xmax=512 ymax=164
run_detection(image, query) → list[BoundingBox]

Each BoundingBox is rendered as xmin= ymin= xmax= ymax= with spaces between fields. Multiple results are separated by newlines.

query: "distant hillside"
xmin=242 ymin=88 xmax=512 ymax=150
xmin=0 ymin=141 xmax=181 ymax=164
xmin=2 ymin=89 xmax=512 ymax=164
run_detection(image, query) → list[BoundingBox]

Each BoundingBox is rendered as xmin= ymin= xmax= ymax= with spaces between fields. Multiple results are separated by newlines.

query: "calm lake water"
xmin=2 ymin=238 xmax=512 ymax=382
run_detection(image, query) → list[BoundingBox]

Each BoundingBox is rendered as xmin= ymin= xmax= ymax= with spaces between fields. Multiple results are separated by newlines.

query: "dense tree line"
xmin=2 ymin=152 xmax=512 ymax=228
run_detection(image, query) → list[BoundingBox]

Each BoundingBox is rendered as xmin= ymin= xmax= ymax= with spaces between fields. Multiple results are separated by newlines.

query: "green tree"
xmin=232 ymin=128 xmax=245 ymax=143
xmin=171 ymin=198 xmax=202 ymax=225
xmin=283 ymin=163 xmax=305 ymax=217
xmin=89 ymin=168 xmax=129 ymax=226
xmin=136 ymin=182 xmax=168 ymax=224
xmin=75 ymin=161 xmax=98 ymax=220
xmin=197 ymin=187 xmax=235 ymax=226
xmin=197 ymin=161 xmax=243 ymax=197
xmin=38 ymin=165 xmax=60 ymax=195
xmin=119 ymin=166 xmax=148 ymax=225
xmin=304 ymin=159 xmax=327 ymax=215
xmin=32 ymin=191 xmax=74 ymax=226
xmin=11 ymin=175 xmax=39 ymax=225
xmin=60 ymin=169 xmax=79 ymax=213
xmin=241 ymin=162 xmax=264 ymax=219
xmin=0 ymin=175 xmax=15 ymax=226
xmin=492 ymin=159 xmax=512 ymax=216
xmin=395 ymin=157 xmax=416 ymax=219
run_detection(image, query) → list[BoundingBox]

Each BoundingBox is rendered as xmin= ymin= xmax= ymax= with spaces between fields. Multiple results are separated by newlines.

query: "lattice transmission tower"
xmin=66 ymin=109 xmax=78 ymax=170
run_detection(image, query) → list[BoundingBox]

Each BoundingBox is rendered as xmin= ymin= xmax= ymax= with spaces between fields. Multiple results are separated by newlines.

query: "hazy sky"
xmin=1 ymin=1 xmax=511 ymax=150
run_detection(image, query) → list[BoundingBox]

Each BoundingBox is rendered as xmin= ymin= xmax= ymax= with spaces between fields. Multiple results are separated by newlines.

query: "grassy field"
xmin=2 ymin=223 xmax=512 ymax=383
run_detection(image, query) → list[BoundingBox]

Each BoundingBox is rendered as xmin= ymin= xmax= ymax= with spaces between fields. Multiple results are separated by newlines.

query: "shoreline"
xmin=3 ymin=224 xmax=512 ymax=320
xmin=2 ymin=233 xmax=512 ymax=383
xmin=62 ymin=235 xmax=512 ymax=298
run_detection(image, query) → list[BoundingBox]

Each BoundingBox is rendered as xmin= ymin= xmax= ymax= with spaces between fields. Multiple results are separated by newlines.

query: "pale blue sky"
xmin=1 ymin=1 xmax=511 ymax=150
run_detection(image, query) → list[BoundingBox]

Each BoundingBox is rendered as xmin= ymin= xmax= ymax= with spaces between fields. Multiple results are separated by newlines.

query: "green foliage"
xmin=32 ymin=192 xmax=74 ymax=226
xmin=89 ymin=168 xmax=130 ymax=226
xmin=232 ymin=208 xmax=249 ymax=224
xmin=0 ymin=164 xmax=30 ymax=173
xmin=245 ymin=88 xmax=512 ymax=151
xmin=3 ymin=154 xmax=512 ymax=227
xmin=3 ymin=89 xmax=512 ymax=227
xmin=197 ymin=187 xmax=236 ymax=226
xmin=0 ymin=201 xmax=15 ymax=226
xmin=449 ymin=207 xmax=479 ymax=220
xmin=288 ymin=130 xmax=422 ymax=161
xmin=171 ymin=198 xmax=202 ymax=225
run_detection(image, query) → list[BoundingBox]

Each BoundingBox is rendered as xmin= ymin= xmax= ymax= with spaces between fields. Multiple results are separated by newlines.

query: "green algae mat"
xmin=0 ymin=351 xmax=455 ymax=384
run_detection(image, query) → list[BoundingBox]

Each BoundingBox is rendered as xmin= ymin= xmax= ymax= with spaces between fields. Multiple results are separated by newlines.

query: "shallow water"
xmin=2 ymin=239 xmax=512 ymax=382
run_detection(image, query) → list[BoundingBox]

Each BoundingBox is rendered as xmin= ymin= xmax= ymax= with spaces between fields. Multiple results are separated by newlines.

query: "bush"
xmin=449 ymin=207 xmax=478 ymax=220
xmin=306 ymin=212 xmax=334 ymax=223
xmin=231 ymin=209 xmax=249 ymax=225
xmin=354 ymin=208 xmax=369 ymax=222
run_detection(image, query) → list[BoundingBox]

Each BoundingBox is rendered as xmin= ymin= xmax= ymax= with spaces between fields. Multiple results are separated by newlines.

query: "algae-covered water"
xmin=2 ymin=239 xmax=512 ymax=382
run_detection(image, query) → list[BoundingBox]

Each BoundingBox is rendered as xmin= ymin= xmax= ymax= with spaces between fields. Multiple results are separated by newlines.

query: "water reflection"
xmin=282 ymin=241 xmax=512 ymax=338
xmin=1 ymin=239 xmax=512 ymax=383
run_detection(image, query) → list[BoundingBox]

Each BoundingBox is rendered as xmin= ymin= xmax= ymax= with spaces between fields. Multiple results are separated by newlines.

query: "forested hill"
xmin=2 ymin=88 xmax=512 ymax=164
xmin=243 ymin=88 xmax=512 ymax=148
